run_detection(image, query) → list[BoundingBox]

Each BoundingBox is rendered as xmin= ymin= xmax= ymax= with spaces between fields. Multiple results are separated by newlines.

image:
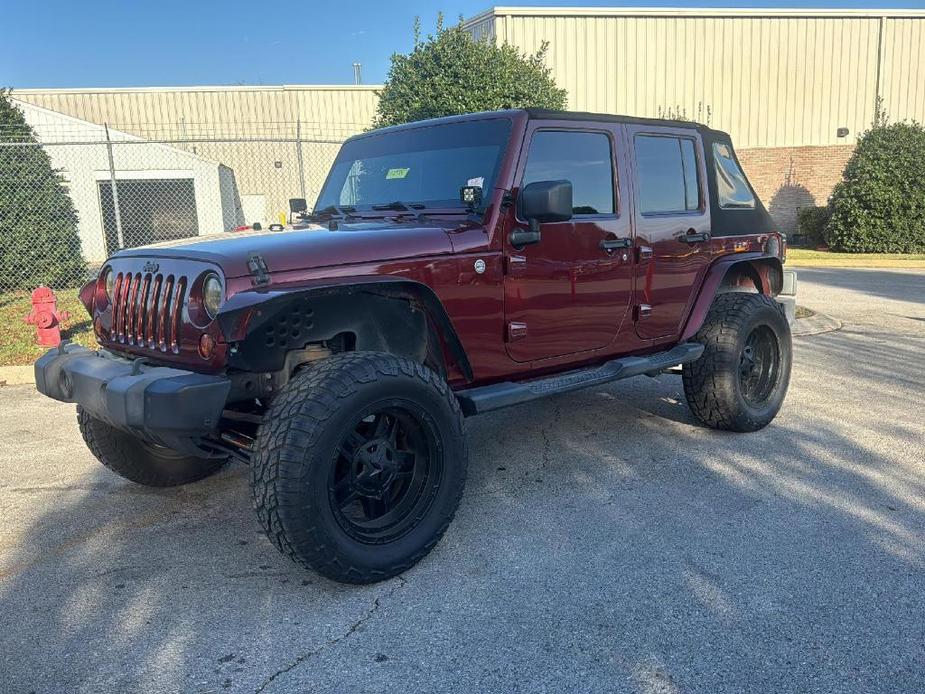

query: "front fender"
xmin=217 ymin=276 xmax=472 ymax=379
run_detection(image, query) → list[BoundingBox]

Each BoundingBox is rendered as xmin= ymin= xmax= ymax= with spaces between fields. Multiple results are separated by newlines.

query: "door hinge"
xmin=635 ymin=304 xmax=653 ymax=321
xmin=505 ymin=254 xmax=527 ymax=276
xmin=507 ymin=321 xmax=528 ymax=341
xmin=636 ymin=246 xmax=653 ymax=263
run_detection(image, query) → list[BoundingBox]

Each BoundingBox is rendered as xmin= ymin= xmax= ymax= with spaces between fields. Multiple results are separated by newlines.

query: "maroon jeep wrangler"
xmin=36 ymin=109 xmax=791 ymax=583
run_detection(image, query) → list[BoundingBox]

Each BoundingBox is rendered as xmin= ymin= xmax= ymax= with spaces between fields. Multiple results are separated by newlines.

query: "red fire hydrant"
xmin=24 ymin=286 xmax=70 ymax=347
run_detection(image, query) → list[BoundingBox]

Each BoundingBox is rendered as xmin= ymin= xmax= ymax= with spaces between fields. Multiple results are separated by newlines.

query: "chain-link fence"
xmin=0 ymin=116 xmax=359 ymax=295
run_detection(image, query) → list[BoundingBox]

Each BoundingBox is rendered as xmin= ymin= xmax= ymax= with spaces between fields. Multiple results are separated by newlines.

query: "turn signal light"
xmin=198 ymin=333 xmax=215 ymax=359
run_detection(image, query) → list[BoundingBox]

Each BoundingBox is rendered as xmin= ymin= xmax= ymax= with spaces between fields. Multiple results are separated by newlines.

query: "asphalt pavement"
xmin=1 ymin=267 xmax=923 ymax=693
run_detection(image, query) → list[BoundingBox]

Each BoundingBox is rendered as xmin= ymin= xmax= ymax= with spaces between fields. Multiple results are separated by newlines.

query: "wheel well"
xmin=223 ymin=283 xmax=470 ymax=380
xmin=719 ymin=258 xmax=783 ymax=296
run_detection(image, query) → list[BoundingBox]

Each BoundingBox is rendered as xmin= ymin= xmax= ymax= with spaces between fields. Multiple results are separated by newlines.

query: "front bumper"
xmin=35 ymin=344 xmax=231 ymax=448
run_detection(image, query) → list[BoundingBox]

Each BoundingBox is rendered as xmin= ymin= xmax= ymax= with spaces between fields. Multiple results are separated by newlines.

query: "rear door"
xmin=503 ymin=124 xmax=635 ymax=363
xmin=627 ymin=126 xmax=712 ymax=340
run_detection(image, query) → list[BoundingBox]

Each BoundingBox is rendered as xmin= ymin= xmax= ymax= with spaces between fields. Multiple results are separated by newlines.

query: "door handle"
xmin=681 ymin=230 xmax=711 ymax=244
xmin=510 ymin=228 xmax=541 ymax=249
xmin=600 ymin=237 xmax=632 ymax=252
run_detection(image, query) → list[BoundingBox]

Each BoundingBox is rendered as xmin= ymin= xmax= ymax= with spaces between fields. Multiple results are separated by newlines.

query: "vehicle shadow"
xmin=1 ymin=326 xmax=924 ymax=692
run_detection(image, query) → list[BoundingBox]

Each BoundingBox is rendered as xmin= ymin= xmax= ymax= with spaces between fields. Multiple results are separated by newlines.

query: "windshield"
xmin=315 ymin=118 xmax=513 ymax=213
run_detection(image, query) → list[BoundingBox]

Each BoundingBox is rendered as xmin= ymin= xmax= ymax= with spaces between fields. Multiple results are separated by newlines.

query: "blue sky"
xmin=4 ymin=0 xmax=925 ymax=88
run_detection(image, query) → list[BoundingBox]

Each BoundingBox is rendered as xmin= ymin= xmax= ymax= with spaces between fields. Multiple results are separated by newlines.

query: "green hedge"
xmin=796 ymin=206 xmax=831 ymax=248
xmin=826 ymin=121 xmax=925 ymax=253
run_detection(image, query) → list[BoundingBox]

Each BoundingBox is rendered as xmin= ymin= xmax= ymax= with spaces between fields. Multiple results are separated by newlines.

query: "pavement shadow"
xmin=1 ymin=325 xmax=923 ymax=692
xmin=795 ymin=267 xmax=925 ymax=305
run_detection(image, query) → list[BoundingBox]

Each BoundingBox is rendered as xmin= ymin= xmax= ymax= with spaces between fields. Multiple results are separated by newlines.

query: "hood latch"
xmin=247 ymin=253 xmax=270 ymax=286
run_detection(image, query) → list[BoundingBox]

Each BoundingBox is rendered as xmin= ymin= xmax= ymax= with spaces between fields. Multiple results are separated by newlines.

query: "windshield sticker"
xmin=467 ymin=176 xmax=484 ymax=188
xmin=386 ymin=167 xmax=410 ymax=180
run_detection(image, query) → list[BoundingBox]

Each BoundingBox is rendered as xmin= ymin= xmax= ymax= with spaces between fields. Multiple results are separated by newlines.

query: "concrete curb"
xmin=0 ymin=365 xmax=36 ymax=387
xmin=792 ymin=312 xmax=842 ymax=337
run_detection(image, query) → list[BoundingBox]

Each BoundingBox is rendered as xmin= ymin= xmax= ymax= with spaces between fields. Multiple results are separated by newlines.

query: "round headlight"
xmin=202 ymin=273 xmax=224 ymax=319
xmin=103 ymin=268 xmax=115 ymax=301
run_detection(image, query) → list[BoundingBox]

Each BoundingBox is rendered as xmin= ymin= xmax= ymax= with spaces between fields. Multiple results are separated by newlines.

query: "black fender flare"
xmin=216 ymin=276 xmax=472 ymax=380
xmin=680 ymin=253 xmax=784 ymax=342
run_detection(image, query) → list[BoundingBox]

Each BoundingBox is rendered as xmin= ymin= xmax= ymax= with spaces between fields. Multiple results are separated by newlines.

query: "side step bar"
xmin=455 ymin=342 xmax=704 ymax=417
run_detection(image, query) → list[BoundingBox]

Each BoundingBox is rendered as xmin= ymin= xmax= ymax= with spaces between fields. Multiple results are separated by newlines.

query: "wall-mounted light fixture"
xmin=836 ymin=127 xmax=849 ymax=138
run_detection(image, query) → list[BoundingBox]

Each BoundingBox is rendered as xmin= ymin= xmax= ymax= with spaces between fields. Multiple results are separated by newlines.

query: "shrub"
xmin=826 ymin=119 xmax=925 ymax=253
xmin=373 ymin=15 xmax=567 ymax=129
xmin=796 ymin=206 xmax=831 ymax=248
xmin=0 ymin=89 xmax=86 ymax=291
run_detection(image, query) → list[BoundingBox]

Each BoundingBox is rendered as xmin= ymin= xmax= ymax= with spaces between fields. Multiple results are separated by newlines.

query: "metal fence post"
xmin=104 ymin=123 xmax=125 ymax=250
xmin=295 ymin=119 xmax=307 ymax=202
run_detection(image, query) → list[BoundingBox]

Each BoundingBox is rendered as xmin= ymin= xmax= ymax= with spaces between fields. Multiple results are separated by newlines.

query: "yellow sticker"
xmin=386 ymin=167 xmax=410 ymax=180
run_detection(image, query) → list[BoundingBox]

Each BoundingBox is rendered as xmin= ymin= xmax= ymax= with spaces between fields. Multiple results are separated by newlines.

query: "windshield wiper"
xmin=307 ymin=204 xmax=357 ymax=221
xmin=371 ymin=200 xmax=427 ymax=222
xmin=371 ymin=200 xmax=425 ymax=212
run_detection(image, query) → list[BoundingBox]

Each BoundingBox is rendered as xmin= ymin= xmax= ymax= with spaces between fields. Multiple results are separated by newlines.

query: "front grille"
xmin=111 ymin=271 xmax=188 ymax=353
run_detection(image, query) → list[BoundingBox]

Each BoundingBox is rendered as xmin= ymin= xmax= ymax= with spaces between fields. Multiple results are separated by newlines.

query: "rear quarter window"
xmin=713 ymin=143 xmax=756 ymax=209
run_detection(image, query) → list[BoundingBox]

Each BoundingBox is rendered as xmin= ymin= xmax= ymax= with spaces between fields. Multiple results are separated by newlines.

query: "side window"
xmin=634 ymin=135 xmax=701 ymax=215
xmin=713 ymin=142 xmax=756 ymax=209
xmin=522 ymin=131 xmax=615 ymax=215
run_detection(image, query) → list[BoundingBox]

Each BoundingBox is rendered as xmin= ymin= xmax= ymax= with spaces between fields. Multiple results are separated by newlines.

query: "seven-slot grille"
xmin=110 ymin=271 xmax=188 ymax=353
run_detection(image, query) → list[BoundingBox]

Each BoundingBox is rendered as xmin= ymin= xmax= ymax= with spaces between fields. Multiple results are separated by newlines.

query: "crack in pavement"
xmin=253 ymin=575 xmax=407 ymax=693
xmin=538 ymin=403 xmax=559 ymax=472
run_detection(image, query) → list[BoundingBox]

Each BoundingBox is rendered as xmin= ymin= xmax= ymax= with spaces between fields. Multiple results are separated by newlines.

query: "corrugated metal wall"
xmin=12 ymin=85 xmax=380 ymax=140
xmin=882 ymin=19 xmax=925 ymax=123
xmin=467 ymin=8 xmax=925 ymax=148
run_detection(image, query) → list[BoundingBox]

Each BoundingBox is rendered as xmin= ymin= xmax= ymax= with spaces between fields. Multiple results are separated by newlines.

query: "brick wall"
xmin=737 ymin=145 xmax=854 ymax=234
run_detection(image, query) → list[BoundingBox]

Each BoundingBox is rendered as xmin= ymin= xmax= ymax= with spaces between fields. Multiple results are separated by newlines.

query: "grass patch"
xmin=0 ymin=290 xmax=97 ymax=366
xmin=787 ymin=248 xmax=925 ymax=267
xmin=795 ymin=305 xmax=816 ymax=319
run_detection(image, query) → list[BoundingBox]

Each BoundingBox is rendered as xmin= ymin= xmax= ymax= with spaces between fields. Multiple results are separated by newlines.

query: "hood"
xmin=112 ymin=220 xmax=464 ymax=278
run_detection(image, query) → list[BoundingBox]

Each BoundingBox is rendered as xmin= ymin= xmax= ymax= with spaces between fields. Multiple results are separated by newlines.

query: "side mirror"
xmin=510 ymin=180 xmax=573 ymax=248
xmin=289 ymin=198 xmax=308 ymax=213
xmin=519 ymin=180 xmax=573 ymax=226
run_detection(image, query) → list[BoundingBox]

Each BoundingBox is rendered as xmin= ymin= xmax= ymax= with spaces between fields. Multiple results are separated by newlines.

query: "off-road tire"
xmin=683 ymin=292 xmax=792 ymax=432
xmin=250 ymin=351 xmax=467 ymax=584
xmin=77 ymin=406 xmax=226 ymax=486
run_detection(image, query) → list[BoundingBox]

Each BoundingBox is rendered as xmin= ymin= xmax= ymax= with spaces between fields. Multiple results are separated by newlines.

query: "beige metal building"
xmin=14 ymin=84 xmax=379 ymax=141
xmin=465 ymin=7 xmax=925 ymax=148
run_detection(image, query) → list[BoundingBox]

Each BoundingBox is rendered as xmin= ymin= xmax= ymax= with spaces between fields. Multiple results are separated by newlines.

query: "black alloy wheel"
xmin=329 ymin=407 xmax=442 ymax=544
xmin=738 ymin=325 xmax=782 ymax=407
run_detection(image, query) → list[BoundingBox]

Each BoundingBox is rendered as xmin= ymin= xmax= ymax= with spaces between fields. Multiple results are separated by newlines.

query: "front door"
xmin=626 ymin=126 xmax=713 ymax=340
xmin=503 ymin=125 xmax=635 ymax=363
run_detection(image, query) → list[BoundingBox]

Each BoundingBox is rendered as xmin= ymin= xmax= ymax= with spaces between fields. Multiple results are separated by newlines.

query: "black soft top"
xmin=525 ymin=108 xmax=720 ymax=135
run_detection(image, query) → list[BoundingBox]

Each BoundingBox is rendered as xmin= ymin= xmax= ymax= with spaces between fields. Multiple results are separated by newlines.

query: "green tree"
xmin=373 ymin=15 xmax=567 ymax=128
xmin=0 ymin=89 xmax=85 ymax=291
xmin=826 ymin=108 xmax=925 ymax=253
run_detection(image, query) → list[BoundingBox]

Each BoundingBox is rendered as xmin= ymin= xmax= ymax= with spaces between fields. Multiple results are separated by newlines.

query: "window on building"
xmin=634 ymin=135 xmax=701 ymax=214
xmin=713 ymin=142 xmax=756 ymax=209
xmin=522 ymin=131 xmax=615 ymax=215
